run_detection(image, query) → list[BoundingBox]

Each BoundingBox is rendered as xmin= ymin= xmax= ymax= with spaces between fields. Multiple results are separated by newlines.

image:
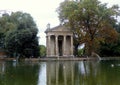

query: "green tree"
xmin=0 ymin=13 xmax=15 ymax=49
xmin=57 ymin=0 xmax=120 ymax=56
xmin=39 ymin=45 xmax=46 ymax=57
xmin=0 ymin=11 xmax=40 ymax=58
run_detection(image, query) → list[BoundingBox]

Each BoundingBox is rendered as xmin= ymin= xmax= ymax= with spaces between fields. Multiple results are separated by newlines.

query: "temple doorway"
xmin=58 ymin=36 xmax=63 ymax=56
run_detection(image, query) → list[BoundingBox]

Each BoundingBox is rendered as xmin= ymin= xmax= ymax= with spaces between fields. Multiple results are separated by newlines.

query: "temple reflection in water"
xmin=47 ymin=61 xmax=75 ymax=85
xmin=46 ymin=61 xmax=104 ymax=85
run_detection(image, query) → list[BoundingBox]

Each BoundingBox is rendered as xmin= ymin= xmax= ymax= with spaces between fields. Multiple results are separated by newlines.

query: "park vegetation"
xmin=0 ymin=12 xmax=40 ymax=58
xmin=39 ymin=45 xmax=46 ymax=57
xmin=57 ymin=0 xmax=120 ymax=57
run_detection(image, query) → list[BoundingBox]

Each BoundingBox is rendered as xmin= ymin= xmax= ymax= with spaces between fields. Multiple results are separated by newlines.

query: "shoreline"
xmin=0 ymin=57 xmax=120 ymax=61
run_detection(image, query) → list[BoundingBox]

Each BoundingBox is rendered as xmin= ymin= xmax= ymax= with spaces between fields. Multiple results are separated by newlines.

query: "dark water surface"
xmin=0 ymin=60 xmax=120 ymax=85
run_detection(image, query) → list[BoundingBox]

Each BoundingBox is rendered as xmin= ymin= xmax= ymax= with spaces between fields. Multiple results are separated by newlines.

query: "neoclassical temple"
xmin=45 ymin=24 xmax=73 ymax=57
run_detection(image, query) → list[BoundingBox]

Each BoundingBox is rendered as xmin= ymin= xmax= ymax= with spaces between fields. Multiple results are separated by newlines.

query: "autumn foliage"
xmin=57 ymin=0 xmax=120 ymax=56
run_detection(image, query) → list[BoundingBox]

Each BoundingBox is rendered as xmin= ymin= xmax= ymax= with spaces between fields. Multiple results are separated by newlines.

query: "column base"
xmin=46 ymin=55 xmax=59 ymax=57
xmin=62 ymin=55 xmax=74 ymax=57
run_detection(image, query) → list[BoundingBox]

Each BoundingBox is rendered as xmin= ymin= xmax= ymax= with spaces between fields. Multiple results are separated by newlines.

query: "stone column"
xmin=46 ymin=36 xmax=48 ymax=57
xmin=55 ymin=35 xmax=58 ymax=57
xmin=63 ymin=35 xmax=66 ymax=56
xmin=71 ymin=35 xmax=73 ymax=56
xmin=48 ymin=35 xmax=51 ymax=56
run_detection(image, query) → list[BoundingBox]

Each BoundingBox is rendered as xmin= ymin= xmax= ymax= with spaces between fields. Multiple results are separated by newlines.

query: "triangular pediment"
xmin=45 ymin=25 xmax=71 ymax=33
xmin=51 ymin=25 xmax=70 ymax=31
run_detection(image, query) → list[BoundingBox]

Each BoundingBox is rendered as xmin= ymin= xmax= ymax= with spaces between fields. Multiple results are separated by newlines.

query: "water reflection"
xmin=0 ymin=61 xmax=40 ymax=85
xmin=38 ymin=62 xmax=46 ymax=85
xmin=0 ymin=60 xmax=120 ymax=85
xmin=0 ymin=61 xmax=5 ymax=74
xmin=47 ymin=61 xmax=75 ymax=85
xmin=46 ymin=61 xmax=120 ymax=85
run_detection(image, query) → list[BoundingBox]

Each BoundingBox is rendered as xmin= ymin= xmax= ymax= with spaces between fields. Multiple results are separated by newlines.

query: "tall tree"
xmin=0 ymin=12 xmax=40 ymax=58
xmin=0 ymin=13 xmax=15 ymax=49
xmin=57 ymin=0 xmax=120 ymax=56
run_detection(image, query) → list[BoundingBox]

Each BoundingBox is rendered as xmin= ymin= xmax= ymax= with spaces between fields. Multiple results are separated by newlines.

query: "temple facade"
xmin=45 ymin=25 xmax=73 ymax=57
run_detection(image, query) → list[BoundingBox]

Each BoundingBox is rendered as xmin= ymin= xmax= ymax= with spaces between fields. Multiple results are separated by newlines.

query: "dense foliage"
xmin=0 ymin=12 xmax=40 ymax=58
xmin=57 ymin=0 xmax=120 ymax=56
xmin=100 ymin=23 xmax=120 ymax=57
xmin=39 ymin=45 xmax=46 ymax=57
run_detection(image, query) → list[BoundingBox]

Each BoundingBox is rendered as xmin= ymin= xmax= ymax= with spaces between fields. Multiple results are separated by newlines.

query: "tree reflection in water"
xmin=0 ymin=61 xmax=40 ymax=85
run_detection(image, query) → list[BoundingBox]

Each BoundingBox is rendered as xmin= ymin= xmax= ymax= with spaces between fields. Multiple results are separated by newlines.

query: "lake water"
xmin=0 ymin=60 xmax=120 ymax=85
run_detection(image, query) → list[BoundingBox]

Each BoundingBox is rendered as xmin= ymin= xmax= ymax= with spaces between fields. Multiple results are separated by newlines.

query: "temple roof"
xmin=45 ymin=25 xmax=71 ymax=33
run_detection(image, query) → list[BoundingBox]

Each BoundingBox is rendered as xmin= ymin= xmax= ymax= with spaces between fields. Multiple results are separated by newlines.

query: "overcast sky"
xmin=0 ymin=0 xmax=120 ymax=46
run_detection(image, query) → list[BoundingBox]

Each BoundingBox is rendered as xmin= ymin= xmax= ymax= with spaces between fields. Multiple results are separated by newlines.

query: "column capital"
xmin=55 ymin=35 xmax=58 ymax=37
xmin=63 ymin=35 xmax=66 ymax=37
